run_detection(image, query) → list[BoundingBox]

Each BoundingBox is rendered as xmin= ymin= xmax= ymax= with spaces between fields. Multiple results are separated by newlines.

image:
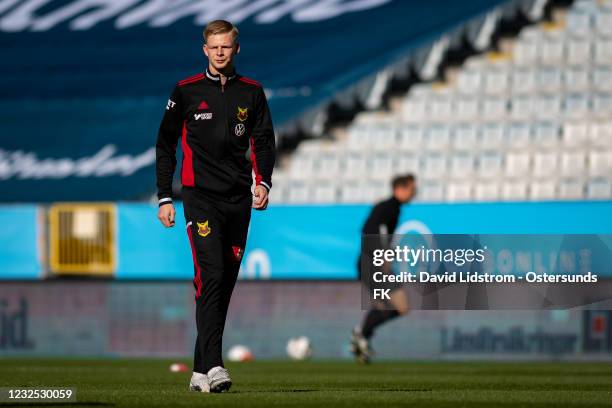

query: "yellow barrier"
xmin=48 ymin=203 xmax=116 ymax=276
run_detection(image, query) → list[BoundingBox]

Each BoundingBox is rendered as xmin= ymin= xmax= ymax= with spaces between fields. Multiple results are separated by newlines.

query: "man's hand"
xmin=252 ymin=185 xmax=269 ymax=210
xmin=158 ymin=203 xmax=176 ymax=227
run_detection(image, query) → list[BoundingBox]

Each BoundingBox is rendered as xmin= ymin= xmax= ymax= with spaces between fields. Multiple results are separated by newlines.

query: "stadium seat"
xmin=478 ymin=152 xmax=503 ymax=179
xmin=588 ymin=150 xmax=612 ymax=176
xmin=446 ymin=182 xmax=472 ymax=202
xmin=536 ymin=67 xmax=562 ymax=93
xmin=563 ymin=94 xmax=591 ymax=119
xmin=565 ymin=8 xmax=593 ymax=37
xmin=370 ymin=125 xmax=397 ymax=151
xmin=505 ymin=152 xmax=531 ymax=178
xmin=533 ymin=122 xmax=560 ymax=146
xmin=595 ymin=8 xmax=612 ymax=37
xmin=592 ymin=93 xmax=612 ymax=117
xmin=474 ymin=182 xmax=500 ymax=201
xmin=396 ymin=153 xmax=420 ymax=173
xmin=418 ymin=181 xmax=445 ymax=202
xmin=590 ymin=121 xmax=612 ymax=146
xmin=484 ymin=68 xmax=510 ymax=95
xmin=456 ymin=69 xmax=482 ymax=94
xmin=562 ymin=122 xmax=589 ymax=146
xmin=530 ymin=180 xmax=557 ymax=200
xmin=424 ymin=125 xmax=452 ymax=151
xmin=296 ymin=140 xmax=323 ymax=154
xmin=586 ymin=178 xmax=612 ymax=199
xmin=594 ymin=38 xmax=612 ymax=64
xmin=502 ymin=181 xmax=528 ymax=201
xmin=560 ymin=151 xmax=587 ymax=177
xmin=513 ymin=39 xmax=538 ymax=66
xmin=452 ymin=124 xmax=479 ymax=150
xmin=449 ymin=153 xmax=475 ymax=178
xmin=347 ymin=126 xmax=371 ymax=151
xmin=539 ymin=33 xmax=564 ymax=65
xmin=511 ymin=69 xmax=536 ymax=95
xmin=312 ymin=184 xmax=338 ymax=203
xmin=428 ymin=95 xmax=453 ymax=120
xmin=564 ymin=67 xmax=590 ymax=92
xmin=362 ymin=182 xmax=389 ymax=202
xmin=506 ymin=123 xmax=531 ymax=149
xmin=480 ymin=123 xmax=505 ymax=148
xmin=314 ymin=154 xmax=341 ymax=180
xmin=339 ymin=183 xmax=363 ymax=203
xmin=422 ymin=154 xmax=448 ymax=179
xmin=287 ymin=183 xmax=310 ymax=203
xmin=402 ymin=97 xmax=426 ymax=122
xmin=398 ymin=125 xmax=424 ymax=150
xmin=534 ymin=95 xmax=562 ymax=119
xmin=453 ymin=96 xmax=479 ymax=120
xmin=566 ymin=37 xmax=592 ymax=66
xmin=343 ymin=154 xmax=368 ymax=179
xmin=510 ymin=96 xmax=534 ymax=120
xmin=289 ymin=155 xmax=315 ymax=180
xmin=482 ymin=97 xmax=508 ymax=120
xmin=593 ymin=67 xmax=612 ymax=91
xmin=532 ymin=152 xmax=559 ymax=178
xmin=268 ymin=184 xmax=285 ymax=203
xmin=558 ymin=178 xmax=585 ymax=200
xmin=369 ymin=154 xmax=394 ymax=180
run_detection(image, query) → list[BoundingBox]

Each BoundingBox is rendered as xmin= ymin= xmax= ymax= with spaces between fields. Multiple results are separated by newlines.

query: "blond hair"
xmin=204 ymin=20 xmax=238 ymax=44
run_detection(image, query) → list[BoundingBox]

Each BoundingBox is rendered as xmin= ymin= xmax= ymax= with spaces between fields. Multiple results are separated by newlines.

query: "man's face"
xmin=204 ymin=33 xmax=239 ymax=72
xmin=395 ymin=182 xmax=416 ymax=204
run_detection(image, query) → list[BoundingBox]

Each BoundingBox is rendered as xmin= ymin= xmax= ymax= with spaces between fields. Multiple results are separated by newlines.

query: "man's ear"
xmin=203 ymin=43 xmax=208 ymax=57
xmin=235 ymin=42 xmax=240 ymax=55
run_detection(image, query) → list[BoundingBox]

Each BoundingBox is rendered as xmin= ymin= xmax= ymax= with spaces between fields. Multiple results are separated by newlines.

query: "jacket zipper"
xmin=221 ymin=80 xmax=230 ymax=156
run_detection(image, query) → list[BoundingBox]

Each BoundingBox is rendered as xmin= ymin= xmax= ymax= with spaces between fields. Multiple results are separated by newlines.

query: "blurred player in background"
xmin=155 ymin=20 xmax=275 ymax=392
xmin=351 ymin=174 xmax=416 ymax=363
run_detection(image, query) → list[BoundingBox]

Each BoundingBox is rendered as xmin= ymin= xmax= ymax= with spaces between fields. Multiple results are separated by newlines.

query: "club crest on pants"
xmin=232 ymin=246 xmax=244 ymax=261
xmin=197 ymin=220 xmax=211 ymax=237
xmin=235 ymin=123 xmax=245 ymax=136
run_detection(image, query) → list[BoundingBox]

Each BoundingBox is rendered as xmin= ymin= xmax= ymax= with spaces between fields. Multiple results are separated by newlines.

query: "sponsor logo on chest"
xmin=194 ymin=112 xmax=213 ymax=121
xmin=235 ymin=123 xmax=246 ymax=136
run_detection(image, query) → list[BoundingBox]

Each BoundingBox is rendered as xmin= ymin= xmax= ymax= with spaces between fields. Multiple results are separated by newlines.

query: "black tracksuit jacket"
xmin=156 ymin=69 xmax=275 ymax=204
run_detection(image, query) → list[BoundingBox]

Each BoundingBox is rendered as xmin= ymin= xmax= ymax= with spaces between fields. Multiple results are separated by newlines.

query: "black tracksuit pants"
xmin=182 ymin=187 xmax=252 ymax=374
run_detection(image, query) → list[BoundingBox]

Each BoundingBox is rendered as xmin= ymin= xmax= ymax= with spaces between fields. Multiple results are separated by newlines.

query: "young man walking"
xmin=155 ymin=20 xmax=275 ymax=392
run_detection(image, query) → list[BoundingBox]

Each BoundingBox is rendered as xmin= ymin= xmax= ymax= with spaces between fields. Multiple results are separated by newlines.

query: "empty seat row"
xmin=424 ymin=178 xmax=611 ymax=202
xmin=347 ymin=122 xmax=612 ymax=150
xmin=566 ymin=4 xmax=612 ymax=37
xmin=455 ymin=66 xmax=612 ymax=95
xmin=287 ymin=150 xmax=612 ymax=180
xmin=402 ymin=93 xmax=612 ymax=121
xmin=513 ymin=35 xmax=612 ymax=66
xmin=270 ymin=178 xmax=612 ymax=204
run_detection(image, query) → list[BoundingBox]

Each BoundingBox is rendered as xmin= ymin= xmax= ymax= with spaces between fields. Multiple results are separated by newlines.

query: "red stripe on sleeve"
xmin=250 ymin=136 xmax=262 ymax=185
xmin=181 ymin=121 xmax=195 ymax=187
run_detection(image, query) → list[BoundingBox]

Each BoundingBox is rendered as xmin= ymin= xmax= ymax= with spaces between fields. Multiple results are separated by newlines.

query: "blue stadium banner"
xmin=115 ymin=201 xmax=612 ymax=280
xmin=0 ymin=206 xmax=41 ymax=279
xmin=0 ymin=0 xmax=503 ymax=202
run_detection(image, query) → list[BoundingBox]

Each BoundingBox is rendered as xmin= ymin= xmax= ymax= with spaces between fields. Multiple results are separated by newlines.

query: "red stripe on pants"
xmin=187 ymin=225 xmax=203 ymax=298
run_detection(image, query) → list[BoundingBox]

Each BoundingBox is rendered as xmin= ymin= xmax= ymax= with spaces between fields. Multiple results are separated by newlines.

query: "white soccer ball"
xmin=286 ymin=336 xmax=312 ymax=360
xmin=227 ymin=344 xmax=254 ymax=362
xmin=169 ymin=362 xmax=188 ymax=372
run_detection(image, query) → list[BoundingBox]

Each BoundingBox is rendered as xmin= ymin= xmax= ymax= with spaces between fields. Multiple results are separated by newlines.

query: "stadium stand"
xmin=270 ymin=0 xmax=612 ymax=204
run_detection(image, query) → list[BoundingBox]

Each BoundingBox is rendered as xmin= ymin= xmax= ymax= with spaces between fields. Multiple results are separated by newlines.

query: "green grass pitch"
xmin=1 ymin=359 xmax=611 ymax=407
